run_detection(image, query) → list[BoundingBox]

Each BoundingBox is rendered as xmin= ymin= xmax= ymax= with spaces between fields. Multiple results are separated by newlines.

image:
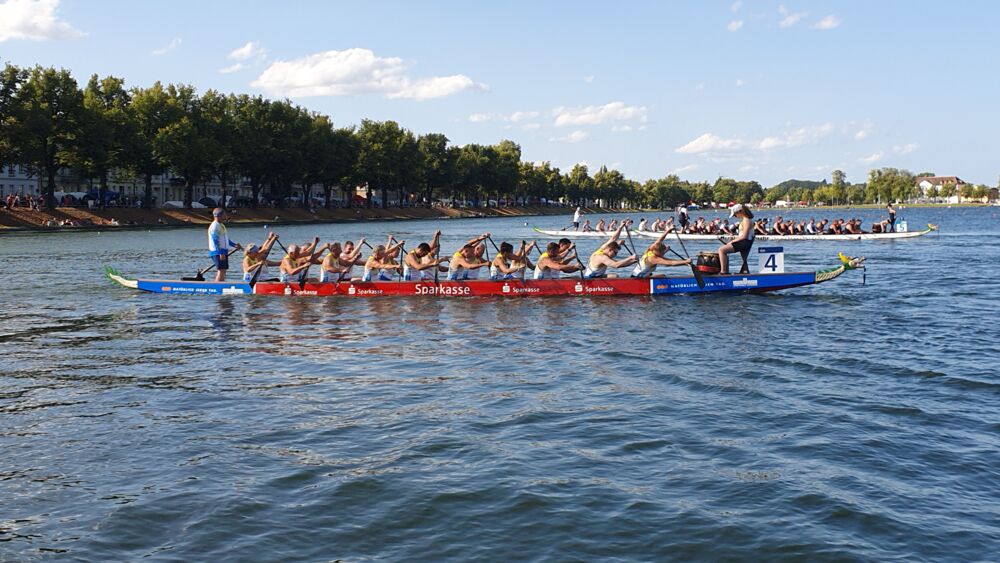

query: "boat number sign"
xmin=758 ymin=246 xmax=784 ymax=273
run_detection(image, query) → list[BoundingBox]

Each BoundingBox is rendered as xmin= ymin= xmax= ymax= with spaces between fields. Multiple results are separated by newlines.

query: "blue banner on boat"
xmin=135 ymin=279 xmax=252 ymax=295
xmin=757 ymin=246 xmax=784 ymax=254
xmin=650 ymin=272 xmax=815 ymax=294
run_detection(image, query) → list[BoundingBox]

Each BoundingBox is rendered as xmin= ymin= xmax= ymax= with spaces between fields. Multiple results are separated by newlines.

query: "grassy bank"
xmin=0 ymin=205 xmax=609 ymax=233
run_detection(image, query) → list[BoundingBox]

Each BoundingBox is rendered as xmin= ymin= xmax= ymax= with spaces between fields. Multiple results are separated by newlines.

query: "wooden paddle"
xmin=673 ymin=231 xmax=705 ymax=289
xmin=183 ymin=247 xmax=239 ymax=281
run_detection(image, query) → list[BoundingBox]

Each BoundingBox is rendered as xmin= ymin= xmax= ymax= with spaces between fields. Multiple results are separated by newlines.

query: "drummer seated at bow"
xmin=447 ymin=233 xmax=492 ymax=280
xmin=242 ymin=231 xmax=281 ymax=282
xmin=403 ymin=230 xmax=447 ymax=281
xmin=533 ymin=242 xmax=581 ymax=279
xmin=320 ymin=238 xmax=365 ymax=282
xmin=361 ymin=240 xmax=405 ymax=282
xmin=631 ymin=232 xmax=691 ymax=278
xmin=583 ymin=223 xmax=636 ymax=278
xmin=490 ymin=241 xmax=536 ymax=280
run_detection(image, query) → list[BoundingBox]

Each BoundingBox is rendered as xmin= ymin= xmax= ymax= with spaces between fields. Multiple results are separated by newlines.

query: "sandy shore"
xmin=0 ymin=205 xmax=611 ymax=233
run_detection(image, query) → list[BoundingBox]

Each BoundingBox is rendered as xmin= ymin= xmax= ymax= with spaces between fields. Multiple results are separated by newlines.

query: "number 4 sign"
xmin=757 ymin=246 xmax=784 ymax=273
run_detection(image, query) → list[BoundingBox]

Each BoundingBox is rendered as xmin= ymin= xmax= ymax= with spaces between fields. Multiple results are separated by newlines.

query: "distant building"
xmin=915 ymin=175 xmax=966 ymax=195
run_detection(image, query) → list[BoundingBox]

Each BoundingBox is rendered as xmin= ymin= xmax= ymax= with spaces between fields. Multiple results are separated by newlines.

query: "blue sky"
xmin=2 ymin=0 xmax=998 ymax=186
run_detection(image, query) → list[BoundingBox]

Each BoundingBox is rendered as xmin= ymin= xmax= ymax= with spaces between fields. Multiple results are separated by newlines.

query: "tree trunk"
xmin=251 ymin=180 xmax=261 ymax=208
xmin=99 ymin=170 xmax=108 ymax=209
xmin=45 ymin=168 xmax=56 ymax=209
xmin=380 ymin=186 xmax=387 ymax=209
xmin=143 ymin=173 xmax=153 ymax=209
xmin=184 ymin=180 xmax=194 ymax=209
xmin=365 ymin=184 xmax=373 ymax=208
xmin=324 ymin=183 xmax=332 ymax=209
xmin=397 ymin=186 xmax=404 ymax=208
xmin=220 ymin=175 xmax=228 ymax=210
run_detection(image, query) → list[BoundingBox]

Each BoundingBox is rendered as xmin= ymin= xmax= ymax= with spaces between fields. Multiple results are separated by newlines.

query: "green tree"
xmin=9 ymin=66 xmax=83 ymax=207
xmin=73 ymin=74 xmax=131 ymax=207
xmin=0 ymin=64 xmax=27 ymax=170
xmin=154 ymin=85 xmax=215 ymax=208
xmin=129 ymin=82 xmax=182 ymax=208
xmin=417 ymin=133 xmax=452 ymax=204
xmin=565 ymin=163 xmax=593 ymax=205
xmin=831 ymin=169 xmax=846 ymax=188
xmin=355 ymin=119 xmax=417 ymax=208
xmin=200 ymin=90 xmax=238 ymax=208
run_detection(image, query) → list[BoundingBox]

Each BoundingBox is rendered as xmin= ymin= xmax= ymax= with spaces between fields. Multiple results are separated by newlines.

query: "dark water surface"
xmin=2 ymin=207 xmax=999 ymax=561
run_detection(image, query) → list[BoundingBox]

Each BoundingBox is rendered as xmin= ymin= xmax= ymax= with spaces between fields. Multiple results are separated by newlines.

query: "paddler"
xmin=717 ymin=203 xmax=755 ymax=275
xmin=533 ymin=241 xmax=581 ymax=279
xmin=361 ymin=241 xmax=405 ymax=282
xmin=320 ymin=238 xmax=365 ymax=282
xmin=490 ymin=241 xmax=536 ymax=280
xmin=447 ymin=233 xmax=492 ymax=280
xmin=583 ymin=223 xmax=637 ymax=278
xmin=403 ymin=230 xmax=447 ymax=281
xmin=207 ymin=208 xmax=242 ymax=281
xmin=631 ymin=232 xmax=691 ymax=278
xmin=279 ymin=244 xmax=312 ymax=284
xmin=241 ymin=231 xmax=281 ymax=282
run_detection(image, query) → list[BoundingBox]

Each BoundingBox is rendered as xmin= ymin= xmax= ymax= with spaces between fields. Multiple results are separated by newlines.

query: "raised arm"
xmin=646 ymin=232 xmax=668 ymax=253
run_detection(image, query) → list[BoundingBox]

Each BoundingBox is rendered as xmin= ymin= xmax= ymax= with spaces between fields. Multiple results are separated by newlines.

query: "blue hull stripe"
xmin=650 ymin=272 xmax=816 ymax=294
xmin=135 ymin=279 xmax=252 ymax=295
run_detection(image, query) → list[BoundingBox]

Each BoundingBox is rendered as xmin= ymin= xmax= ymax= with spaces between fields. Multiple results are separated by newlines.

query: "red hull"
xmin=252 ymin=278 xmax=652 ymax=297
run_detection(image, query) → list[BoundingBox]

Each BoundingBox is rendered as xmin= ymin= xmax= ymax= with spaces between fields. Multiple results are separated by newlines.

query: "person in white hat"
xmin=717 ymin=203 xmax=755 ymax=275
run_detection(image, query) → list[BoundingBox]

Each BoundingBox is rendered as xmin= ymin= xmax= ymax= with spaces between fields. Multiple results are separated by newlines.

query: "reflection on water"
xmin=0 ymin=208 xmax=999 ymax=560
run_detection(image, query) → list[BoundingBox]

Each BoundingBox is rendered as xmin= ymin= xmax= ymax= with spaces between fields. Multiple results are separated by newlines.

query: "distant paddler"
xmin=403 ymin=230 xmax=447 ymax=281
xmin=533 ymin=241 xmax=582 ymax=279
xmin=242 ymin=231 xmax=281 ymax=282
xmin=631 ymin=231 xmax=691 ymax=278
xmin=717 ymin=203 xmax=755 ymax=275
xmin=362 ymin=240 xmax=405 ymax=282
xmin=583 ymin=223 xmax=637 ymax=279
xmin=447 ymin=233 xmax=492 ymax=280
xmin=207 ymin=207 xmax=242 ymax=281
xmin=320 ymin=238 xmax=366 ymax=282
xmin=490 ymin=240 xmax=536 ymax=280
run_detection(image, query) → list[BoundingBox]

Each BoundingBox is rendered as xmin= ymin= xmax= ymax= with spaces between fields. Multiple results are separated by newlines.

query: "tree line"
xmin=2 ymin=64 xmax=735 ymax=210
xmin=7 ymin=64 xmax=974 ymax=211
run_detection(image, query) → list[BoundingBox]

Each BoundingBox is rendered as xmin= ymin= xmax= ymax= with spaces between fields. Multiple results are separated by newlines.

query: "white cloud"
xmin=228 ymin=41 xmax=266 ymax=61
xmin=756 ymin=122 xmax=833 ymax=150
xmin=676 ymin=122 xmax=834 ymax=155
xmin=695 ymin=82 xmax=705 ymax=91
xmin=854 ymin=122 xmax=872 ymax=140
xmin=735 ymin=78 xmax=745 ymax=87
xmin=553 ymin=101 xmax=647 ymax=127
xmin=611 ymin=125 xmax=633 ymax=132
xmin=550 ymin=130 xmax=589 ymax=143
xmin=522 ymin=123 xmax=541 ymax=131
xmin=0 ymin=0 xmax=82 ymax=42
xmin=151 ymin=37 xmax=182 ymax=56
xmin=672 ymin=164 xmax=699 ymax=175
xmin=508 ymin=111 xmax=539 ymax=122
xmin=675 ymin=133 xmax=746 ymax=154
xmin=252 ymin=48 xmax=487 ymax=100
xmin=860 ymin=152 xmax=884 ymax=164
xmin=813 ymin=15 xmax=842 ymax=29
xmin=583 ymin=75 xmax=595 ymax=83
xmin=893 ymin=143 xmax=918 ymax=155
xmin=727 ymin=20 xmax=744 ymax=32
xmin=731 ymin=0 xmax=742 ymax=12
xmin=778 ymin=5 xmax=807 ymax=28
xmin=469 ymin=110 xmax=539 ymax=123
xmin=219 ymin=63 xmax=244 ymax=74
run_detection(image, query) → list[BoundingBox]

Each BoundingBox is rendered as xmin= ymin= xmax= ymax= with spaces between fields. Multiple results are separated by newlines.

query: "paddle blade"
xmin=690 ymin=264 xmax=705 ymax=289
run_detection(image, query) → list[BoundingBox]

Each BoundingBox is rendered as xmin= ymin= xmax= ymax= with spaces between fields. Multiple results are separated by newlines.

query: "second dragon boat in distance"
xmin=533 ymin=224 xmax=937 ymax=241
xmin=105 ymin=255 xmax=866 ymax=297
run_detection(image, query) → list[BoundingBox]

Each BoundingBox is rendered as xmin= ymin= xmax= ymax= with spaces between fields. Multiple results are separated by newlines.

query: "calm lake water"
xmin=2 ymin=206 xmax=999 ymax=561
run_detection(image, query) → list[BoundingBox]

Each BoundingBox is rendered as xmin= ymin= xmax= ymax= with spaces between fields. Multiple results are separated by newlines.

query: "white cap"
xmin=729 ymin=203 xmax=744 ymax=217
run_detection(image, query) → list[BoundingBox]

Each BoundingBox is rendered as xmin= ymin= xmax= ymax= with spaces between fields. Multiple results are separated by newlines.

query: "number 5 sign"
xmin=757 ymin=246 xmax=784 ymax=273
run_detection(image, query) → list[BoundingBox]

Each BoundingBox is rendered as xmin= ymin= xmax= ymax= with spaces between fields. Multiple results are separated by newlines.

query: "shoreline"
xmin=0 ymin=205 xmax=618 ymax=234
